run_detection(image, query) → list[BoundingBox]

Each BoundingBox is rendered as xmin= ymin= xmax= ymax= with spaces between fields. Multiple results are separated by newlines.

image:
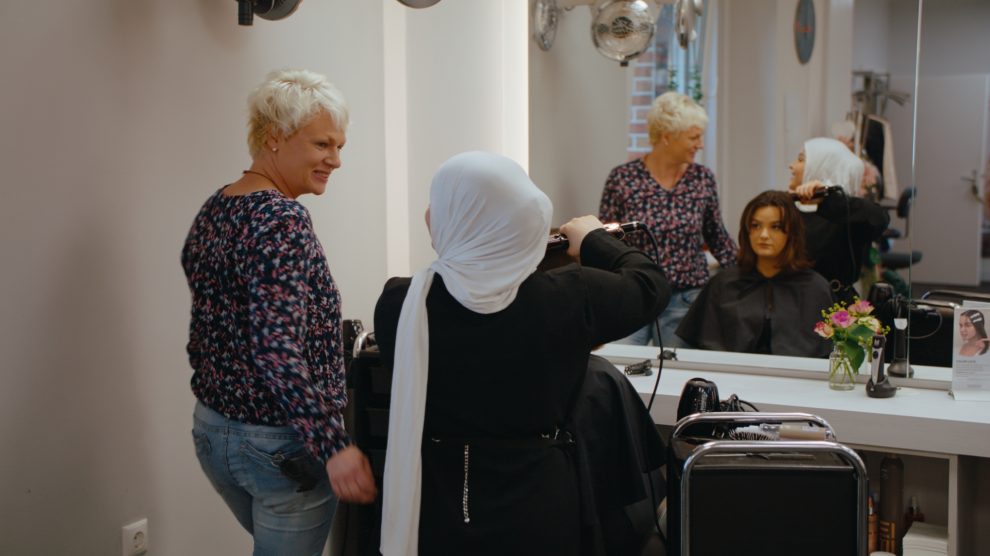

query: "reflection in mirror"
xmin=910 ymin=0 xmax=990 ymax=291
xmin=896 ymin=0 xmax=990 ymax=370
xmin=528 ymin=0 xmax=919 ymax=368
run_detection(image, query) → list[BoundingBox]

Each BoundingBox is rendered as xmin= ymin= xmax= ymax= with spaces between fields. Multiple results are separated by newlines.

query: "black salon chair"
xmin=667 ymin=413 xmax=868 ymax=556
xmin=879 ymin=186 xmax=922 ymax=270
xmin=330 ymin=332 xmax=390 ymax=556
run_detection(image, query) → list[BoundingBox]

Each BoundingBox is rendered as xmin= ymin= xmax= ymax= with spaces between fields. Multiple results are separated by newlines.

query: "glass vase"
xmin=828 ymin=346 xmax=857 ymax=390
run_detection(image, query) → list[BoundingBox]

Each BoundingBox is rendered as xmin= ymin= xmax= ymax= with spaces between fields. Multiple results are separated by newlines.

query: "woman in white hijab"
xmin=373 ymin=151 xmax=670 ymax=556
xmin=788 ymin=138 xmax=889 ymax=304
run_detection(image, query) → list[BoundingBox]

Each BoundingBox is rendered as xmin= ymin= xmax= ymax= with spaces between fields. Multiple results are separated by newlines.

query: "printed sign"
xmin=951 ymin=306 xmax=990 ymax=401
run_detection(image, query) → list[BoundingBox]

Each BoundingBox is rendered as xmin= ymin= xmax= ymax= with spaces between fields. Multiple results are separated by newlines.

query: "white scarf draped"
xmin=379 ymin=151 xmax=552 ymax=556
xmin=803 ymin=137 xmax=864 ymax=194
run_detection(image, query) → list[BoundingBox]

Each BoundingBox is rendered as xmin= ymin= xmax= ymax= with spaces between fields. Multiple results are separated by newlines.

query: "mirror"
xmin=528 ymin=0 xmax=923 ymax=368
xmin=910 ymin=0 xmax=990 ymax=291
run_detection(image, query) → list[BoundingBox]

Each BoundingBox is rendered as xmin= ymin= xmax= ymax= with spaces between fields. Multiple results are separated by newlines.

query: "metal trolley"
xmin=667 ymin=412 xmax=868 ymax=556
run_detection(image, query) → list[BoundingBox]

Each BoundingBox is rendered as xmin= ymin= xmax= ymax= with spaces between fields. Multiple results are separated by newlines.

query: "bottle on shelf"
xmin=878 ymin=453 xmax=904 ymax=554
xmin=904 ymin=495 xmax=925 ymax=532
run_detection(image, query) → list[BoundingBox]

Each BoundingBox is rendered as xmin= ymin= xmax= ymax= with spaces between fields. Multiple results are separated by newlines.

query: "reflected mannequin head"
xmin=647 ymin=92 xmax=708 ymax=164
xmin=738 ymin=190 xmax=810 ymax=276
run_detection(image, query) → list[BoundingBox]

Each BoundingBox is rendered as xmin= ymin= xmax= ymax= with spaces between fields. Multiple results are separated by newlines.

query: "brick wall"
xmin=627 ymin=11 xmax=675 ymax=160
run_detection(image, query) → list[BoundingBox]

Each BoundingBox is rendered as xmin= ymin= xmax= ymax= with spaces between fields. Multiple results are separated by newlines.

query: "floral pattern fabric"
xmin=599 ymin=159 xmax=737 ymax=290
xmin=182 ymin=188 xmax=349 ymax=463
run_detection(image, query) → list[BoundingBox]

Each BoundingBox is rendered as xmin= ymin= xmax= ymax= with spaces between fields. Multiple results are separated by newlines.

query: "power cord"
xmin=638 ymin=224 xmax=665 ymax=415
xmin=719 ymin=394 xmax=760 ymax=412
xmin=636 ymin=224 xmax=668 ymax=549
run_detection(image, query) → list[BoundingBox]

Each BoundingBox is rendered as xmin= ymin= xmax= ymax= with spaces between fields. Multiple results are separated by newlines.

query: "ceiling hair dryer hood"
xmin=236 ymin=0 xmax=304 ymax=26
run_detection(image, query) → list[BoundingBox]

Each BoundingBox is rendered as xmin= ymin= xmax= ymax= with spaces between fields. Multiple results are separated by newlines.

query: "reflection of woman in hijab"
xmin=788 ymin=137 xmax=890 ymax=304
xmin=373 ymin=151 xmax=670 ymax=556
xmin=958 ymin=310 xmax=990 ymax=357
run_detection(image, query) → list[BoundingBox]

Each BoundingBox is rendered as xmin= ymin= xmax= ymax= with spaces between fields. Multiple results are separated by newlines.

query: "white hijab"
xmin=380 ymin=151 xmax=552 ymax=556
xmin=803 ymin=137 xmax=864 ymax=194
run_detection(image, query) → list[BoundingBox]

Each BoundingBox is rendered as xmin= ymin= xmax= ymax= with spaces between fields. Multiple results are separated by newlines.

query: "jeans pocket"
xmin=239 ymin=439 xmax=330 ymax=513
xmin=192 ymin=429 xmax=212 ymax=458
xmin=240 ymin=438 xmax=307 ymax=472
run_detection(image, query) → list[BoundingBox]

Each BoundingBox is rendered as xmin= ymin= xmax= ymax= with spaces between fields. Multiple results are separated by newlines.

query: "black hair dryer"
xmin=677 ymin=378 xmax=721 ymax=420
xmin=866 ymin=334 xmax=897 ymax=398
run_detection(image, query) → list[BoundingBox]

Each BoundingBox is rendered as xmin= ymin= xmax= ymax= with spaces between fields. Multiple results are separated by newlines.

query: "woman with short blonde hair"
xmin=183 ymin=68 xmax=376 ymax=555
xmin=600 ymin=91 xmax=736 ymax=347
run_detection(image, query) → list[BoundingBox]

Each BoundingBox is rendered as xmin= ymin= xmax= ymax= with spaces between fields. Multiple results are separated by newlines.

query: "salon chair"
xmin=331 ymin=333 xmax=390 ymax=556
xmin=667 ymin=413 xmax=868 ymax=556
xmin=879 ymin=187 xmax=921 ymax=271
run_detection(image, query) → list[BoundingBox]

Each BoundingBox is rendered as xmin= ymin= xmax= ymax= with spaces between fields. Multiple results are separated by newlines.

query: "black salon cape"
xmin=801 ymin=194 xmax=889 ymax=303
xmin=373 ymin=230 xmax=671 ymax=556
xmin=675 ymin=267 xmax=832 ymax=357
xmin=567 ymin=355 xmax=666 ymax=556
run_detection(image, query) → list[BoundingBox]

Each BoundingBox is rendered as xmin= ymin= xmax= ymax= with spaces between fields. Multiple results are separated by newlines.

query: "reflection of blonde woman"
xmin=958 ymin=310 xmax=990 ymax=357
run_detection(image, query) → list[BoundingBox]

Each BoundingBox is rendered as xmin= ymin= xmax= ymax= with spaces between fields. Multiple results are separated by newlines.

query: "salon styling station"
xmin=599 ymin=344 xmax=990 ymax=556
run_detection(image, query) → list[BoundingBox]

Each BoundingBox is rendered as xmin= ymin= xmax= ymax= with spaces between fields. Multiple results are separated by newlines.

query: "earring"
xmin=272 ymin=147 xmax=278 ymax=152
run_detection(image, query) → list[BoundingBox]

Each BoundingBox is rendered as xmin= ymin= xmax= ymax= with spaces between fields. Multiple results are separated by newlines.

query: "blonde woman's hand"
xmin=794 ymin=180 xmax=826 ymax=204
xmin=326 ymin=445 xmax=378 ymax=504
xmin=559 ymin=215 xmax=605 ymax=259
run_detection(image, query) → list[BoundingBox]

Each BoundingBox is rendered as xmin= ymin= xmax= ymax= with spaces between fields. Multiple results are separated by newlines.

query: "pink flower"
xmin=830 ymin=310 xmax=854 ymax=328
xmin=814 ymin=321 xmax=834 ymax=338
xmin=848 ymin=299 xmax=873 ymax=315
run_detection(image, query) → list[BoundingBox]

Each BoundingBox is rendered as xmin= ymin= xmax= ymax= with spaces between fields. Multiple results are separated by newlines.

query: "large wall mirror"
xmin=528 ymin=0 xmax=946 ymax=368
xmin=911 ymin=0 xmax=990 ymax=290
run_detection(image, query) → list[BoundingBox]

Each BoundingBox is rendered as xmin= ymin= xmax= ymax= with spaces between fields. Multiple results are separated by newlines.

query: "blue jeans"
xmin=615 ymin=287 xmax=701 ymax=348
xmin=192 ymin=401 xmax=337 ymax=556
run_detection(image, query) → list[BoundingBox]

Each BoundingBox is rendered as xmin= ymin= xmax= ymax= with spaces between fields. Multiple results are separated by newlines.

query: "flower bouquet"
xmin=814 ymin=299 xmax=888 ymax=389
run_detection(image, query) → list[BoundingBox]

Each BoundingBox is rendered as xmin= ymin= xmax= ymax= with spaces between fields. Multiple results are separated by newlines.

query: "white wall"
xmin=528 ymin=2 xmax=632 ymax=224
xmin=853 ymin=0 xmax=892 ymax=72
xmin=917 ymin=0 xmax=990 ymax=77
xmin=0 ymin=1 xmax=526 ymax=554
xmin=0 ymin=2 xmax=387 ymax=553
xmin=404 ymin=1 xmax=529 ymax=271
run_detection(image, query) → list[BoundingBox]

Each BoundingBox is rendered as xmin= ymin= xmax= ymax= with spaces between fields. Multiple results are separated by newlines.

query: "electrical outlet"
xmin=121 ymin=518 xmax=148 ymax=556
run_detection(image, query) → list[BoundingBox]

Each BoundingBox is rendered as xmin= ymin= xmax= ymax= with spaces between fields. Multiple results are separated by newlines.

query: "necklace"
xmin=243 ymin=169 xmax=276 ymax=185
xmin=241 ymin=169 xmax=294 ymax=197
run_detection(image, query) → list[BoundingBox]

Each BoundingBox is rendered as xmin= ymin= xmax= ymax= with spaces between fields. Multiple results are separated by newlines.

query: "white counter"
xmin=597 ymin=344 xmax=990 ymax=459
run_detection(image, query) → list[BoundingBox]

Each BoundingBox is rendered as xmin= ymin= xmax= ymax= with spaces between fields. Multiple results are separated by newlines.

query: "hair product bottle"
xmin=878 ymin=454 xmax=904 ymax=554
